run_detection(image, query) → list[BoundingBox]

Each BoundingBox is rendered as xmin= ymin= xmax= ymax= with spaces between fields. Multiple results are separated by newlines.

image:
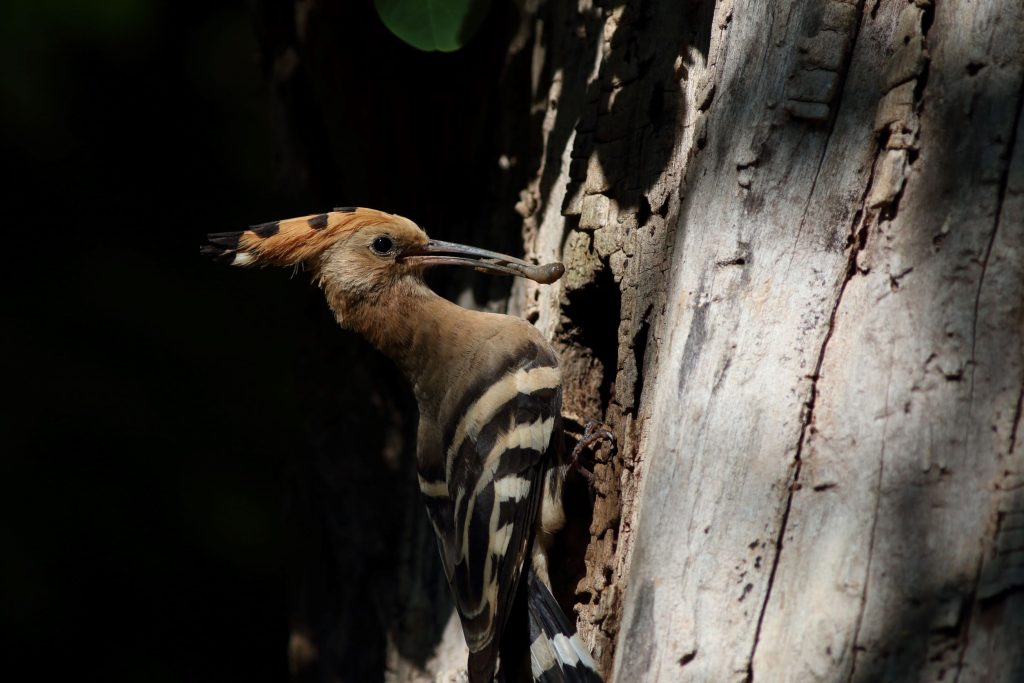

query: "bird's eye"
xmin=370 ymin=235 xmax=395 ymax=255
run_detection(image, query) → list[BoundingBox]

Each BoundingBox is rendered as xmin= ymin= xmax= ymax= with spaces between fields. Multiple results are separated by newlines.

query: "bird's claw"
xmin=570 ymin=419 xmax=616 ymax=484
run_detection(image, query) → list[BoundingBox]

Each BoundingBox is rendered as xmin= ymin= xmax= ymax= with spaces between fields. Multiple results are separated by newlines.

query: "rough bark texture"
xmin=260 ymin=0 xmax=1024 ymax=680
xmin=511 ymin=1 xmax=711 ymax=675
xmin=595 ymin=0 xmax=1024 ymax=681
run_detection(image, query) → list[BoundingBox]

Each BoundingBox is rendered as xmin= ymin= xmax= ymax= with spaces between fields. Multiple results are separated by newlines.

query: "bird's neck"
xmin=337 ymin=277 xmax=482 ymax=390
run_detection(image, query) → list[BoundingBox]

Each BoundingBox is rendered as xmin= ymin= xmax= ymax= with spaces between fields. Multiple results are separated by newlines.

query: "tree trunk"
xmin=261 ymin=0 xmax=1024 ymax=680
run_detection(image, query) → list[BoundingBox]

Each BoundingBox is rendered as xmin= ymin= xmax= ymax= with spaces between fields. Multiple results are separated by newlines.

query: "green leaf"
xmin=373 ymin=0 xmax=491 ymax=52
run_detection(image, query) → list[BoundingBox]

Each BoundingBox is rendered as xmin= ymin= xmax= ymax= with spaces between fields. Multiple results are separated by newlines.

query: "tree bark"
xmin=260 ymin=0 xmax=1024 ymax=680
xmin=521 ymin=0 xmax=1024 ymax=681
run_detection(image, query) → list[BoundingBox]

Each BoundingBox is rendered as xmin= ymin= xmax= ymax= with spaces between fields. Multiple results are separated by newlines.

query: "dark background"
xmin=1 ymin=1 xmax=529 ymax=679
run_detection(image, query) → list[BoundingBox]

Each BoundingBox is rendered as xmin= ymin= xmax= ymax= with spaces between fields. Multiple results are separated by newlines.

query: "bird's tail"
xmin=526 ymin=567 xmax=602 ymax=682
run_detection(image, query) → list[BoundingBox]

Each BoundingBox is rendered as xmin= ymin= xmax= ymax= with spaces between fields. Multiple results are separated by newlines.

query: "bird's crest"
xmin=201 ymin=207 xmax=411 ymax=267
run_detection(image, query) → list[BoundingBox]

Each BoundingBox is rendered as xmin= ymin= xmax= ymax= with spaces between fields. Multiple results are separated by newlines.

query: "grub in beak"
xmin=400 ymin=239 xmax=565 ymax=284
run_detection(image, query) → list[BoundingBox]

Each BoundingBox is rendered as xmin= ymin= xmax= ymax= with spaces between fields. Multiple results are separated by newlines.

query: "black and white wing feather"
xmin=421 ymin=342 xmax=561 ymax=681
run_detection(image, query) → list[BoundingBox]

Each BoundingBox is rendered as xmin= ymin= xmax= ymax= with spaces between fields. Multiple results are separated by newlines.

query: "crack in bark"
xmin=1010 ymin=380 xmax=1024 ymax=458
xmin=840 ymin=6 xmax=941 ymax=675
xmin=950 ymin=555 xmax=986 ymax=683
xmin=745 ymin=243 xmax=860 ymax=682
xmin=969 ymin=77 xmax=1024 ymax=399
xmin=746 ymin=6 xmax=872 ymax=679
xmin=748 ymin=107 xmax=911 ymax=673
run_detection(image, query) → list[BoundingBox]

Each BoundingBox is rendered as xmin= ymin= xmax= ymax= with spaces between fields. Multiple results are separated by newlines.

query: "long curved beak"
xmin=400 ymin=239 xmax=565 ymax=285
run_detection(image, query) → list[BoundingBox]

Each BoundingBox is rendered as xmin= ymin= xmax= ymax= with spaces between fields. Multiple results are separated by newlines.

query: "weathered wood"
xmin=593 ymin=0 xmax=1024 ymax=681
xmin=613 ymin=0 xmax=876 ymax=676
xmin=520 ymin=0 xmax=1024 ymax=680
xmin=752 ymin=2 xmax=1024 ymax=681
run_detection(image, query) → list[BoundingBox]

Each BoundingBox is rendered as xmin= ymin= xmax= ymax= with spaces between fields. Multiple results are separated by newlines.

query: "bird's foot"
xmin=569 ymin=419 xmax=616 ymax=485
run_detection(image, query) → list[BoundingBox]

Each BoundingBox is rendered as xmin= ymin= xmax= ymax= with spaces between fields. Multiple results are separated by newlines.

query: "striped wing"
xmin=421 ymin=343 xmax=561 ymax=674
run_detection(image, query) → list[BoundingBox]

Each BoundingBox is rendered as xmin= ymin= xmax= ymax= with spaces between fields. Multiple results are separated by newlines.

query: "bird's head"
xmin=202 ymin=207 xmax=564 ymax=325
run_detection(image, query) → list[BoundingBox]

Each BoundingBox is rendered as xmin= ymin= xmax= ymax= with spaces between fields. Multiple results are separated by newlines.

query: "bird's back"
xmin=412 ymin=311 xmax=563 ymax=679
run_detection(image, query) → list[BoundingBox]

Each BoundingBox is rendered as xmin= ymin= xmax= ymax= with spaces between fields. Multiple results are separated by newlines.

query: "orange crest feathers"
xmin=201 ymin=207 xmax=402 ymax=267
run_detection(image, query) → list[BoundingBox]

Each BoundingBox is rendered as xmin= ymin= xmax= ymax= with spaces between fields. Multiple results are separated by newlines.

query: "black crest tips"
xmin=207 ymin=231 xmax=243 ymax=249
xmin=200 ymin=244 xmax=236 ymax=264
xmin=308 ymin=213 xmax=330 ymax=229
xmin=333 ymin=206 xmax=357 ymax=213
xmin=250 ymin=220 xmax=280 ymax=238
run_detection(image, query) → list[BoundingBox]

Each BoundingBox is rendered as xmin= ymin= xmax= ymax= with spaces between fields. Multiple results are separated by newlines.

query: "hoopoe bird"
xmin=203 ymin=207 xmax=602 ymax=682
